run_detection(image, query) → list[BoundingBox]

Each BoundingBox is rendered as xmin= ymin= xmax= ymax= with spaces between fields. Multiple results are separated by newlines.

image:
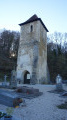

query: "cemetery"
xmin=0 ymin=83 xmax=67 ymax=120
xmin=0 ymin=14 xmax=67 ymax=120
xmin=0 ymin=67 xmax=67 ymax=120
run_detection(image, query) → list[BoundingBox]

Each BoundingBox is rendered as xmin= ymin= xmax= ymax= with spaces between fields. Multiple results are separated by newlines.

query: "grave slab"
xmin=0 ymin=89 xmax=20 ymax=107
xmin=0 ymin=87 xmax=43 ymax=107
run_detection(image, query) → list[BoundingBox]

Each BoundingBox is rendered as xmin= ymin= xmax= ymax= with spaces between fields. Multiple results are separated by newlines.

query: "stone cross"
xmin=4 ymin=75 xmax=7 ymax=83
xmin=2 ymin=75 xmax=7 ymax=86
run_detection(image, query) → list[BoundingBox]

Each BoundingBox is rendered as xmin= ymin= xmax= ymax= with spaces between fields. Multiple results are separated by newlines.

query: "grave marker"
xmin=10 ymin=70 xmax=17 ymax=88
xmin=56 ymin=74 xmax=63 ymax=91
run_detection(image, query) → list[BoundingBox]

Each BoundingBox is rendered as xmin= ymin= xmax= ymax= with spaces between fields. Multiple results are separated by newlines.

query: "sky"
xmin=0 ymin=0 xmax=67 ymax=34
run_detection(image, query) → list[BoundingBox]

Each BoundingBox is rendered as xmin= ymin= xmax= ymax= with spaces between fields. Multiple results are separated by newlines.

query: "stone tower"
xmin=16 ymin=14 xmax=49 ymax=84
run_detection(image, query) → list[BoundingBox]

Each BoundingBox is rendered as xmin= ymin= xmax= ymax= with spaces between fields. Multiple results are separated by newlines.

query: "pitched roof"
xmin=19 ymin=14 xmax=49 ymax=32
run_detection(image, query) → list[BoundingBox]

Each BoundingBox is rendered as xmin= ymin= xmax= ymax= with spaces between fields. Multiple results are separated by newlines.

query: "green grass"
xmin=57 ymin=101 xmax=67 ymax=109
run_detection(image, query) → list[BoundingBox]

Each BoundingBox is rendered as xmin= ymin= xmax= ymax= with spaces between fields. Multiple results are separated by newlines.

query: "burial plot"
xmin=16 ymin=86 xmax=43 ymax=99
xmin=0 ymin=89 xmax=21 ymax=107
xmin=0 ymin=86 xmax=42 ymax=107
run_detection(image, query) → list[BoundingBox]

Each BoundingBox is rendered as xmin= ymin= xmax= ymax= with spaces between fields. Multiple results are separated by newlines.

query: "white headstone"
xmin=56 ymin=74 xmax=62 ymax=84
xmin=56 ymin=74 xmax=63 ymax=91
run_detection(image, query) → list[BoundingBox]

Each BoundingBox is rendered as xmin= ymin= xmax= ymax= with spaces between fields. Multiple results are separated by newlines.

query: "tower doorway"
xmin=24 ymin=71 xmax=30 ymax=84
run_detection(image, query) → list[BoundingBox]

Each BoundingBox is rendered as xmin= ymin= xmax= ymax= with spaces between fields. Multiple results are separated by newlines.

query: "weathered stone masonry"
xmin=16 ymin=14 xmax=49 ymax=84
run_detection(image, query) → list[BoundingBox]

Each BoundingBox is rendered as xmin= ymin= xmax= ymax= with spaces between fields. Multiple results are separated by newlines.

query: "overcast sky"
xmin=0 ymin=0 xmax=67 ymax=34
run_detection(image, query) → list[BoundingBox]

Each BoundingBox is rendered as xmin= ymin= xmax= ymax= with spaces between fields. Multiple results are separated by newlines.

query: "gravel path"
xmin=0 ymin=84 xmax=67 ymax=120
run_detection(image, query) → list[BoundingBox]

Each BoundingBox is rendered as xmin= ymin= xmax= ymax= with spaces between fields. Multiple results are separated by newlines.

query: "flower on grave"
xmin=27 ymin=91 xmax=29 ymax=94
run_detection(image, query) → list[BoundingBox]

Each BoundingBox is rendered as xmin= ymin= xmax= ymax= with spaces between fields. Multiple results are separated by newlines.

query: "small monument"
xmin=56 ymin=74 xmax=63 ymax=91
xmin=10 ymin=70 xmax=17 ymax=88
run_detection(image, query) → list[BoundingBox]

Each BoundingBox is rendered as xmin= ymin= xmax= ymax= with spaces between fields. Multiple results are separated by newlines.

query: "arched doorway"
xmin=24 ymin=71 xmax=30 ymax=84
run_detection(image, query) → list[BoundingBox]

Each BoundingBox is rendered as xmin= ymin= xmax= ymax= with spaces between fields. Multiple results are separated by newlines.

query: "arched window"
xmin=30 ymin=25 xmax=33 ymax=32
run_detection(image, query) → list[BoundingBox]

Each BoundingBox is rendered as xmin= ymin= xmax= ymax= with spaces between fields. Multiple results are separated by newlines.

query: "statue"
xmin=56 ymin=74 xmax=62 ymax=84
xmin=56 ymin=74 xmax=63 ymax=91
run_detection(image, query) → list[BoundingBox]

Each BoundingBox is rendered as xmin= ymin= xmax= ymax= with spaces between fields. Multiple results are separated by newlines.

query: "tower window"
xmin=30 ymin=25 xmax=33 ymax=32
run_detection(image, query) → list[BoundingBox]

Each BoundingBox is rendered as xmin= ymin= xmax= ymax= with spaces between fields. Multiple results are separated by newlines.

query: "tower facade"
xmin=16 ymin=15 xmax=49 ymax=84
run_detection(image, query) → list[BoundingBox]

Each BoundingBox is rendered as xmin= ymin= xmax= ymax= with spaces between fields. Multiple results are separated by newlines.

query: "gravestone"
xmin=10 ymin=70 xmax=17 ymax=88
xmin=56 ymin=74 xmax=63 ymax=91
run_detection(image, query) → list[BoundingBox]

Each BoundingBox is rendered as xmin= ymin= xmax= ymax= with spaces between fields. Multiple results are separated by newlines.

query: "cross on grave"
xmin=2 ymin=75 xmax=7 ymax=86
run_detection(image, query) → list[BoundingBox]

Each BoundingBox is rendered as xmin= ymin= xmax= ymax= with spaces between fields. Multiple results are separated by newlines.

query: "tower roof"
xmin=19 ymin=14 xmax=49 ymax=32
